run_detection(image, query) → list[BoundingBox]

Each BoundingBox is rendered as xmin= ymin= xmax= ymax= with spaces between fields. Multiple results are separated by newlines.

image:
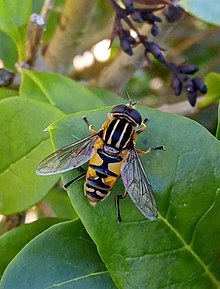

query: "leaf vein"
xmin=24 ymin=72 xmax=57 ymax=106
xmin=125 ymin=246 xmax=184 ymax=260
xmin=158 ymin=212 xmax=220 ymax=287
xmin=189 ymin=189 xmax=219 ymax=247
xmin=45 ymin=271 xmax=108 ymax=288
xmin=0 ymin=138 xmax=49 ymax=177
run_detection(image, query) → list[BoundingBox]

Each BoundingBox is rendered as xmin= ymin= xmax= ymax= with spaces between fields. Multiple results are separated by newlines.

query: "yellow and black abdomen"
xmin=85 ymin=148 xmax=123 ymax=204
xmin=85 ymin=117 xmax=135 ymax=204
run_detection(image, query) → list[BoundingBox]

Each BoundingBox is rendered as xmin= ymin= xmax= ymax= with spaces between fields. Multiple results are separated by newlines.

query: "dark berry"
xmin=192 ymin=78 xmax=207 ymax=94
xmin=163 ymin=6 xmax=184 ymax=23
xmin=179 ymin=64 xmax=199 ymax=75
xmin=148 ymin=42 xmax=166 ymax=64
xmin=123 ymin=0 xmax=134 ymax=13
xmin=183 ymin=77 xmax=194 ymax=93
xmin=187 ymin=90 xmax=197 ymax=107
xmin=131 ymin=11 xmax=143 ymax=22
xmin=120 ymin=39 xmax=133 ymax=55
xmin=151 ymin=24 xmax=160 ymax=36
xmin=172 ymin=73 xmax=182 ymax=96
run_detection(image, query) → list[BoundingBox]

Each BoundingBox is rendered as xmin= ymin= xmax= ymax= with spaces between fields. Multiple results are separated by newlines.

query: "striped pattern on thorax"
xmin=103 ymin=118 xmax=133 ymax=150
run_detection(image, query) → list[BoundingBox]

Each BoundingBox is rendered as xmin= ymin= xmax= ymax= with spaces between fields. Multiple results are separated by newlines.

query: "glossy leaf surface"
xmin=0 ymin=217 xmax=65 ymax=277
xmin=20 ymin=70 xmax=121 ymax=114
xmin=0 ymin=220 xmax=117 ymax=289
xmin=0 ymin=97 xmax=63 ymax=214
xmin=0 ymin=72 xmax=122 ymax=214
xmin=49 ymin=106 xmax=220 ymax=288
xmin=180 ymin=0 xmax=220 ymax=25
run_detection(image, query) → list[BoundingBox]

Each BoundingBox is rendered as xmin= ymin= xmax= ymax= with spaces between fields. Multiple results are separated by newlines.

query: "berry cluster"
xmin=109 ymin=0 xmax=207 ymax=106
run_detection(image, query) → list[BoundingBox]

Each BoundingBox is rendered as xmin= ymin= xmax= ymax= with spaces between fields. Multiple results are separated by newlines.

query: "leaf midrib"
xmin=0 ymin=138 xmax=49 ymax=177
xmin=46 ymin=271 xmax=108 ymax=288
xmin=23 ymin=72 xmax=57 ymax=106
xmin=158 ymin=212 xmax=219 ymax=287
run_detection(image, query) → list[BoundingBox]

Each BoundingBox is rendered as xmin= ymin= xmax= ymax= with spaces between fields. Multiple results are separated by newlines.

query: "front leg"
xmin=137 ymin=145 xmax=165 ymax=155
xmin=136 ymin=117 xmax=149 ymax=135
xmin=82 ymin=116 xmax=97 ymax=135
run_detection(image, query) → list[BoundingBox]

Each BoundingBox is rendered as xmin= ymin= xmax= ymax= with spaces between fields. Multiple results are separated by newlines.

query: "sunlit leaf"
xmin=20 ymin=70 xmax=121 ymax=114
xmin=0 ymin=97 xmax=63 ymax=214
xmin=0 ymin=87 xmax=17 ymax=101
xmin=0 ymin=217 xmax=65 ymax=277
xmin=49 ymin=106 xmax=220 ymax=288
xmin=0 ymin=220 xmax=117 ymax=289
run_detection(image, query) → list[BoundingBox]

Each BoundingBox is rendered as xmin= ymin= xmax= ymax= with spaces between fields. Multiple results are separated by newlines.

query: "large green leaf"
xmin=0 ymin=97 xmax=63 ymax=214
xmin=0 ymin=217 xmax=65 ymax=278
xmin=48 ymin=106 xmax=220 ymax=288
xmin=0 ymin=220 xmax=117 ymax=289
xmin=20 ymin=70 xmax=121 ymax=114
xmin=1 ymin=72 xmax=122 ymax=214
xmin=0 ymin=0 xmax=31 ymax=60
xmin=180 ymin=0 xmax=220 ymax=26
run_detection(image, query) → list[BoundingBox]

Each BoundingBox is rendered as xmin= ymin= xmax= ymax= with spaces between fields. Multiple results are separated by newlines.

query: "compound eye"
xmin=130 ymin=109 xmax=142 ymax=125
xmin=111 ymin=104 xmax=127 ymax=113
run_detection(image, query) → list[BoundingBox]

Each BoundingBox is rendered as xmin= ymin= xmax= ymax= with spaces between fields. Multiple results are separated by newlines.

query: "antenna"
xmin=125 ymin=91 xmax=137 ymax=106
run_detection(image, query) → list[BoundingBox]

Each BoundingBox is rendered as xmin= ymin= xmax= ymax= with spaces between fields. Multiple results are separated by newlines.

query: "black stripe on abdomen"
xmin=85 ymin=182 xmax=109 ymax=203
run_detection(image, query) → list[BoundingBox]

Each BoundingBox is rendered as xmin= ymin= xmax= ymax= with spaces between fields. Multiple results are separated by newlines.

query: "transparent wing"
xmin=36 ymin=133 xmax=100 ymax=176
xmin=121 ymin=143 xmax=157 ymax=220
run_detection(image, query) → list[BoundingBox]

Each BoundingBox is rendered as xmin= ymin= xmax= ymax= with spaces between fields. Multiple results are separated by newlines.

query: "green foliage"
xmin=0 ymin=32 xmax=17 ymax=70
xmin=0 ymin=217 xmax=65 ymax=278
xmin=0 ymin=69 xmax=220 ymax=287
xmin=0 ymin=71 xmax=121 ymax=215
xmin=0 ymin=0 xmax=31 ymax=60
xmin=0 ymin=220 xmax=116 ymax=289
xmin=0 ymin=1 xmax=219 ymax=288
xmin=180 ymin=0 xmax=220 ymax=25
xmin=0 ymin=96 xmax=63 ymax=214
xmin=20 ymin=70 xmax=120 ymax=113
xmin=48 ymin=107 xmax=220 ymax=288
xmin=0 ymin=87 xmax=17 ymax=100
xmin=44 ymin=188 xmax=79 ymax=220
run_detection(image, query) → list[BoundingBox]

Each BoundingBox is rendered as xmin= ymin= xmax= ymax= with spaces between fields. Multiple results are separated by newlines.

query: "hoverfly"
xmin=36 ymin=102 xmax=164 ymax=222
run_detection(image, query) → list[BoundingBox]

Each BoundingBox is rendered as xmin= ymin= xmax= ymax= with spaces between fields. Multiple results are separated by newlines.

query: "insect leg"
xmin=63 ymin=172 xmax=86 ymax=190
xmin=116 ymin=190 xmax=128 ymax=223
xmin=137 ymin=145 xmax=165 ymax=155
xmin=82 ymin=116 xmax=97 ymax=134
xmin=136 ymin=117 xmax=149 ymax=134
